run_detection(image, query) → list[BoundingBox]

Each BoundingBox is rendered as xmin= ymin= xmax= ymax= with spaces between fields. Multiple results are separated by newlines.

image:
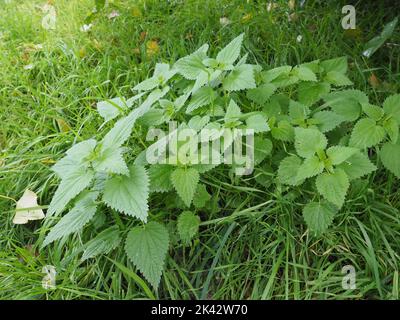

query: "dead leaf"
xmin=241 ymin=13 xmax=252 ymax=23
xmin=56 ymin=118 xmax=71 ymax=132
xmin=139 ymin=31 xmax=147 ymax=42
xmin=368 ymin=73 xmax=380 ymax=88
xmin=13 ymin=189 xmax=45 ymax=224
xmin=146 ymin=40 xmax=159 ymax=56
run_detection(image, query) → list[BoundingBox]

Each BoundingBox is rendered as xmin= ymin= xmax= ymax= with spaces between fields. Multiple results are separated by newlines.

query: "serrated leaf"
xmin=97 ymin=97 xmax=128 ymax=123
xmin=103 ymin=165 xmax=149 ymax=221
xmin=324 ymin=71 xmax=353 ymax=86
xmin=323 ymin=90 xmax=367 ymax=121
xmin=361 ymin=103 xmax=384 ymax=121
xmin=337 ymin=152 xmax=376 ymax=180
xmin=271 ymin=120 xmax=294 ymax=141
xmin=278 ymin=155 xmax=303 ymax=186
xmin=289 ymin=100 xmax=310 ymax=120
xmin=92 ymin=146 xmax=129 ymax=175
xmin=380 ymin=142 xmax=400 ymax=178
xmin=383 ymin=118 xmax=399 ymax=143
xmin=316 ymin=168 xmax=349 ymax=208
xmin=177 ymin=211 xmax=200 ymax=244
xmin=52 ymin=139 xmax=97 ymax=180
xmin=48 ymin=167 xmax=95 ymax=216
xmin=246 ymin=83 xmax=276 ymax=105
xmin=223 ymin=64 xmax=256 ymax=91
xmin=383 ymin=94 xmax=400 ymax=122
xmin=296 ymin=156 xmax=324 ymax=181
xmin=312 ymin=111 xmax=344 ymax=132
xmin=186 ymin=86 xmax=215 ymax=113
xmin=349 ymin=118 xmax=386 ymax=148
xmin=303 ymin=200 xmax=337 ymax=235
xmin=225 ymin=99 xmax=242 ymax=122
xmin=125 ymin=221 xmax=169 ymax=288
xmin=170 ymin=167 xmax=199 ymax=207
xmin=246 ymin=114 xmax=269 ymax=133
xmin=149 ymin=165 xmax=174 ymax=193
xmin=254 ymin=137 xmax=273 ymax=165
xmin=81 ymin=226 xmax=121 ymax=261
xmin=292 ymin=66 xmax=317 ymax=82
xmin=298 ymin=82 xmax=330 ymax=106
xmin=174 ymin=44 xmax=208 ymax=79
xmin=295 ymin=127 xmax=327 ymax=159
xmin=321 ymin=56 xmax=348 ymax=74
xmin=193 ymin=184 xmax=211 ymax=208
xmin=261 ymin=66 xmax=292 ymax=83
xmin=216 ymin=33 xmax=244 ymax=65
xmin=326 ymin=146 xmax=358 ymax=165
xmin=43 ymin=191 xmax=99 ymax=247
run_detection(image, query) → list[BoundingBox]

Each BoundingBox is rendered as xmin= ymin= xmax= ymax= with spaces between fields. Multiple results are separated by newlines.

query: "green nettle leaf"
xmin=294 ymin=127 xmax=327 ymax=159
xmin=361 ymin=103 xmax=384 ymax=121
xmin=170 ymin=167 xmax=200 ymax=207
xmin=103 ymin=165 xmax=149 ymax=221
xmin=253 ymin=137 xmax=273 ymax=165
xmin=349 ymin=118 xmax=386 ymax=148
xmin=174 ymin=44 xmax=209 ymax=80
xmin=97 ymin=97 xmax=128 ymax=123
xmin=92 ymin=146 xmax=129 ymax=175
xmin=326 ymin=146 xmax=358 ymax=165
xmin=52 ymin=139 xmax=97 ymax=180
xmin=323 ymin=90 xmax=367 ymax=121
xmin=225 ymin=99 xmax=242 ymax=122
xmin=246 ymin=114 xmax=270 ymax=133
xmin=125 ymin=221 xmax=169 ymax=288
xmin=177 ymin=211 xmax=200 ymax=244
xmin=216 ymin=33 xmax=244 ymax=65
xmin=81 ymin=225 xmax=121 ymax=261
xmin=278 ymin=155 xmax=303 ymax=186
xmin=316 ymin=169 xmax=349 ymax=208
xmin=48 ymin=167 xmax=95 ymax=216
xmin=43 ymin=191 xmax=99 ymax=247
xmin=193 ymin=184 xmax=211 ymax=208
xmin=298 ymin=82 xmax=330 ymax=106
xmin=261 ymin=66 xmax=292 ymax=83
xmin=271 ymin=120 xmax=294 ymax=141
xmin=312 ymin=111 xmax=344 ymax=133
xmin=292 ymin=66 xmax=317 ymax=82
xmin=383 ymin=118 xmax=399 ymax=143
xmin=321 ymin=56 xmax=348 ymax=74
xmin=149 ymin=165 xmax=175 ymax=193
xmin=289 ymin=100 xmax=310 ymax=120
xmin=222 ymin=64 xmax=256 ymax=91
xmin=296 ymin=156 xmax=324 ymax=181
xmin=337 ymin=152 xmax=376 ymax=180
xmin=246 ymin=83 xmax=277 ymax=105
xmin=187 ymin=86 xmax=215 ymax=113
xmin=303 ymin=200 xmax=337 ymax=235
xmin=324 ymin=71 xmax=353 ymax=86
xmin=380 ymin=142 xmax=400 ymax=178
xmin=383 ymin=94 xmax=400 ymax=122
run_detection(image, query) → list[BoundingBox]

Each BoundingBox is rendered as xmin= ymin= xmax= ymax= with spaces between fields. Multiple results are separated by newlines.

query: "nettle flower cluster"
xmin=43 ymin=34 xmax=400 ymax=288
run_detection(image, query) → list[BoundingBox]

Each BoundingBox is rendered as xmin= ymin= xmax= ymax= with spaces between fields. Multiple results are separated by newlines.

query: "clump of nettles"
xmin=42 ymin=34 xmax=400 ymax=288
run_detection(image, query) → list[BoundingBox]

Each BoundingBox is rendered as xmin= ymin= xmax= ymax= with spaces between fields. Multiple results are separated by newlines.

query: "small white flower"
xmin=23 ymin=64 xmax=34 ymax=70
xmin=80 ymin=24 xmax=93 ymax=32
xmin=219 ymin=17 xmax=231 ymax=26
xmin=296 ymin=35 xmax=303 ymax=43
xmin=108 ymin=10 xmax=120 ymax=19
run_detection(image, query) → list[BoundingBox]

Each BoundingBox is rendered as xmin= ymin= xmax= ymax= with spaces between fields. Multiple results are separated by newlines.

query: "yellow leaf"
xmin=146 ymin=40 xmax=159 ymax=56
xmin=13 ymin=190 xmax=45 ymax=224
xmin=241 ymin=13 xmax=253 ymax=23
xmin=56 ymin=118 xmax=71 ymax=132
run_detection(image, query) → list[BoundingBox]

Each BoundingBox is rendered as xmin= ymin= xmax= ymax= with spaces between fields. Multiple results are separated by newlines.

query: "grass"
xmin=0 ymin=0 xmax=399 ymax=300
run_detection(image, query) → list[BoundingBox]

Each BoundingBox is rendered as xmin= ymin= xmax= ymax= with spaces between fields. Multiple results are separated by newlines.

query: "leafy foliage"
xmin=43 ymin=33 xmax=400 ymax=288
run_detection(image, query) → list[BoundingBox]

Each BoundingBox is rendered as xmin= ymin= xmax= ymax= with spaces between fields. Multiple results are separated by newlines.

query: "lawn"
xmin=0 ymin=0 xmax=399 ymax=300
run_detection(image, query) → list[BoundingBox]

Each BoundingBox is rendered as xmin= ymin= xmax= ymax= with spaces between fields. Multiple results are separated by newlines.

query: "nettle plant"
xmin=42 ymin=34 xmax=400 ymax=288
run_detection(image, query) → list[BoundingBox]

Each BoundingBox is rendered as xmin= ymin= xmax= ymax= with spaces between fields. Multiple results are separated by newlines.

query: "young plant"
xmin=42 ymin=34 xmax=400 ymax=289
